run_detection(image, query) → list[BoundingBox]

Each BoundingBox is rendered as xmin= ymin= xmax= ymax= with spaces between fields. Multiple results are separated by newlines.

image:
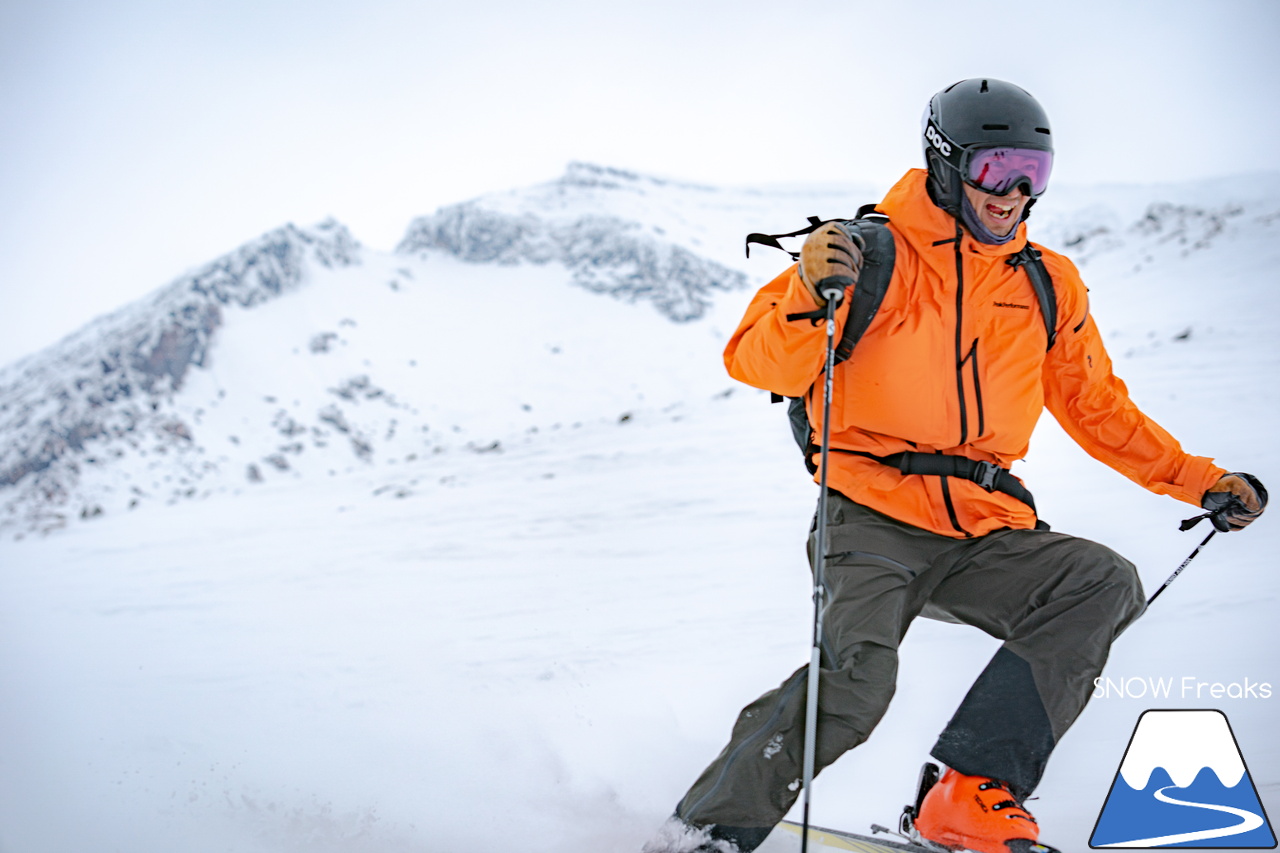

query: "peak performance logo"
xmin=1090 ymin=710 xmax=1275 ymax=848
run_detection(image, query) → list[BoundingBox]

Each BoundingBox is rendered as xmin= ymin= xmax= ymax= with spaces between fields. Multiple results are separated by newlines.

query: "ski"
xmin=776 ymin=819 xmax=1061 ymax=853
xmin=775 ymin=819 xmax=922 ymax=852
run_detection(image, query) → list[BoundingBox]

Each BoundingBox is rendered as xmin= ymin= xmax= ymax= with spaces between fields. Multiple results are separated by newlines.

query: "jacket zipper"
xmin=946 ymin=227 xmax=973 ymax=538
xmin=963 ymin=339 xmax=985 ymax=440
xmin=940 ymin=475 xmax=967 ymax=537
xmin=952 ymin=226 xmax=969 ymax=446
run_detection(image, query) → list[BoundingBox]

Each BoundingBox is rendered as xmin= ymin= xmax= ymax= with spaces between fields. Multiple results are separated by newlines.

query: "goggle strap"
xmin=924 ymin=119 xmax=965 ymax=171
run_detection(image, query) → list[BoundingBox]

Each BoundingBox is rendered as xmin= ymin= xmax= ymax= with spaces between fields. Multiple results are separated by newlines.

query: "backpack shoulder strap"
xmin=833 ymin=216 xmax=895 ymax=365
xmin=1007 ymin=244 xmax=1058 ymax=350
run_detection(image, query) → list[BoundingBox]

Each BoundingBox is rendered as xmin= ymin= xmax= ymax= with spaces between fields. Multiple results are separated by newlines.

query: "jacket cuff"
xmin=779 ymin=265 xmax=823 ymax=318
xmin=1175 ymin=455 xmax=1228 ymax=507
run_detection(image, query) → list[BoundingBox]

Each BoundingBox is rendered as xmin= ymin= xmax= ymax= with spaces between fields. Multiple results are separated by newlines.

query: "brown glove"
xmin=798 ymin=222 xmax=863 ymax=306
xmin=1202 ymin=472 xmax=1267 ymax=531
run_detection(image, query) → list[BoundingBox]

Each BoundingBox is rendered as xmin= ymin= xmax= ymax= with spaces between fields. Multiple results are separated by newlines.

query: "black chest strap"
xmin=830 ymin=448 xmax=1037 ymax=512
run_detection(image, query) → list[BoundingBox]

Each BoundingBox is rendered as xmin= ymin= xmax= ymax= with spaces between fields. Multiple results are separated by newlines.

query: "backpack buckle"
xmin=973 ymin=461 xmax=1001 ymax=492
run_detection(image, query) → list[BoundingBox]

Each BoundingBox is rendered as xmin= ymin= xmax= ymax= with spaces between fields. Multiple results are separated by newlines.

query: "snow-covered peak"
xmin=394 ymin=163 xmax=751 ymax=322
xmin=0 ymin=219 xmax=361 ymax=534
xmin=557 ymin=161 xmax=717 ymax=193
xmin=0 ymin=218 xmax=360 ymax=405
xmin=1119 ymin=710 xmax=1247 ymax=790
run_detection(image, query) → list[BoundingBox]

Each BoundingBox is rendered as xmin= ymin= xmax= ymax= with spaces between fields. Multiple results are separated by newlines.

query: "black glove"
xmin=1201 ymin=472 xmax=1267 ymax=532
xmin=798 ymin=222 xmax=862 ymax=306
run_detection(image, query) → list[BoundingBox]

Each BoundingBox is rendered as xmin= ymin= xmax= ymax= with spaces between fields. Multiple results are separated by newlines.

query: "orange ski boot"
xmin=914 ymin=768 xmax=1051 ymax=853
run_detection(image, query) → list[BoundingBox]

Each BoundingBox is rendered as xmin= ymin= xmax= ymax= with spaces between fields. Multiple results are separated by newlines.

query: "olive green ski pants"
xmin=674 ymin=492 xmax=1146 ymax=852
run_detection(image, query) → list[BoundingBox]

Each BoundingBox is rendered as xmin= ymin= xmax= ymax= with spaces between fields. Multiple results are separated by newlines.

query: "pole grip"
xmin=817 ymin=278 xmax=850 ymax=304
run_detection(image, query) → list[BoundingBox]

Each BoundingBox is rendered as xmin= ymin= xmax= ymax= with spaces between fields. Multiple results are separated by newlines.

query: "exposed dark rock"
xmin=397 ymin=205 xmax=746 ymax=322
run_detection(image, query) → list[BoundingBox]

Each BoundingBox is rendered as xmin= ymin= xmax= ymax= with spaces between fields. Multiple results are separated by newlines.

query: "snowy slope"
xmin=0 ymin=166 xmax=1277 ymax=853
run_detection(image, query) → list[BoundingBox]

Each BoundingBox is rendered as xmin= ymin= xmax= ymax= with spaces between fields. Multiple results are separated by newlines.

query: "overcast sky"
xmin=2 ymin=0 xmax=1278 ymax=367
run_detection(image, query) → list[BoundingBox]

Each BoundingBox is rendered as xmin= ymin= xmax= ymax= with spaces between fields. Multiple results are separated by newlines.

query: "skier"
xmin=647 ymin=79 xmax=1267 ymax=853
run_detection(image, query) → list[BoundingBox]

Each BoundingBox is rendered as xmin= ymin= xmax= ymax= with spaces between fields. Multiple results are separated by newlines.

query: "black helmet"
xmin=923 ymin=78 xmax=1053 ymax=218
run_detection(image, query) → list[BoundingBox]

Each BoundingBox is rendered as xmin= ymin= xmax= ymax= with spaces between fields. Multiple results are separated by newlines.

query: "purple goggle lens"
xmin=965 ymin=147 xmax=1053 ymax=197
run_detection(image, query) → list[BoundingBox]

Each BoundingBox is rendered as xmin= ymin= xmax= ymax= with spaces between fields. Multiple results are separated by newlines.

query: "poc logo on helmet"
xmin=925 ymin=123 xmax=952 ymax=157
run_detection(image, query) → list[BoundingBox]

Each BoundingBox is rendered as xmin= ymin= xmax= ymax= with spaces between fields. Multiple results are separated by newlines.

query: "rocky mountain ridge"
xmin=0 ymin=221 xmax=360 ymax=511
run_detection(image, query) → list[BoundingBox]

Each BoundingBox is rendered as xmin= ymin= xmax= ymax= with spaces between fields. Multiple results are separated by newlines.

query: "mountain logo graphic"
xmin=1090 ymin=709 xmax=1276 ymax=848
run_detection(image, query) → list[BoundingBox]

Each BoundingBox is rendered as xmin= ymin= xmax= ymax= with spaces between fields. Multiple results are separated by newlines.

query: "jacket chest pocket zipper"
xmin=963 ymin=339 xmax=985 ymax=440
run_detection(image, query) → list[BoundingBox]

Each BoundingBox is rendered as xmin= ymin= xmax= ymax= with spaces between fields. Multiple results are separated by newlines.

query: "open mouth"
xmin=985 ymin=201 xmax=1017 ymax=223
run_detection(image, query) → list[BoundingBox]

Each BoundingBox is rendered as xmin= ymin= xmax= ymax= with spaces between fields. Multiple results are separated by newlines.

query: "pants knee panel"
xmin=1051 ymin=538 xmax=1144 ymax=617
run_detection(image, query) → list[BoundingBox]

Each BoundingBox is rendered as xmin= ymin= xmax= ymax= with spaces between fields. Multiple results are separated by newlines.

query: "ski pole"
xmin=1146 ymin=528 xmax=1215 ymax=607
xmin=1144 ymin=505 xmax=1232 ymax=607
xmin=800 ymin=280 xmax=845 ymax=853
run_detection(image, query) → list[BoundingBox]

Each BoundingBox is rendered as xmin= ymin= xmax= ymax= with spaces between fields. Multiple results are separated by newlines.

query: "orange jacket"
xmin=725 ymin=169 xmax=1224 ymax=537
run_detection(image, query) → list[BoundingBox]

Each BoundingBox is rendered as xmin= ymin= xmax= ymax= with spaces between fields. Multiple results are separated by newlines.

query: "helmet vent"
xmin=979 ymin=80 xmax=990 ymax=93
xmin=1035 ymin=127 xmax=1051 ymax=135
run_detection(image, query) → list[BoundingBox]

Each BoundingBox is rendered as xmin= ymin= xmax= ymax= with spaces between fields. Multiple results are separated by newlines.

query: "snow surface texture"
xmin=0 ymin=163 xmax=1277 ymax=853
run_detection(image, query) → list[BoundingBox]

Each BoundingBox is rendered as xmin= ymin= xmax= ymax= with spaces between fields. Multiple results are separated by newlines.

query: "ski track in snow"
xmin=1 ymin=169 xmax=1279 ymax=853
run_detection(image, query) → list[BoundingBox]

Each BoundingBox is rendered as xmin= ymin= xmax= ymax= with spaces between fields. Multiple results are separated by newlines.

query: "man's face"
xmin=962 ymin=182 xmax=1030 ymax=238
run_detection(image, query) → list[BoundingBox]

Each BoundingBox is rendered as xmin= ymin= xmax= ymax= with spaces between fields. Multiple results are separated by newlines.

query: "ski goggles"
xmin=963 ymin=146 xmax=1053 ymax=197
